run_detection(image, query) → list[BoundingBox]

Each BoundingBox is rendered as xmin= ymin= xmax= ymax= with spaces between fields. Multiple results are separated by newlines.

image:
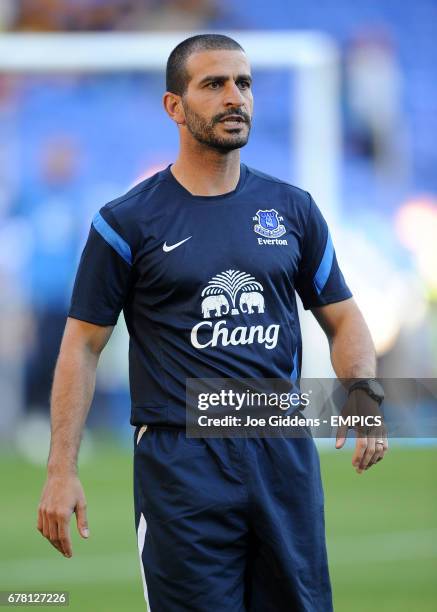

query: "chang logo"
xmin=191 ymin=269 xmax=280 ymax=350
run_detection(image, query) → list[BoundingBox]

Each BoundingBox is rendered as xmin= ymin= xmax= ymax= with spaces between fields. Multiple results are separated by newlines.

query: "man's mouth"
xmin=219 ymin=115 xmax=247 ymax=128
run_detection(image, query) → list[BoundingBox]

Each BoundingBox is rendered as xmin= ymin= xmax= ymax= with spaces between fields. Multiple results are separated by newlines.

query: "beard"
xmin=182 ymin=100 xmax=251 ymax=153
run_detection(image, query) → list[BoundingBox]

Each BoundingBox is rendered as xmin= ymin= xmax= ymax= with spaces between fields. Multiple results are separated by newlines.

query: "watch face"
xmin=368 ymin=380 xmax=385 ymax=399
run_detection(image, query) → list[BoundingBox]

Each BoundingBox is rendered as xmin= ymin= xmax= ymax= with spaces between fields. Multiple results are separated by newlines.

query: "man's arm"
xmin=37 ymin=317 xmax=113 ymax=558
xmin=311 ymin=297 xmax=388 ymax=472
xmin=311 ymin=297 xmax=376 ymax=379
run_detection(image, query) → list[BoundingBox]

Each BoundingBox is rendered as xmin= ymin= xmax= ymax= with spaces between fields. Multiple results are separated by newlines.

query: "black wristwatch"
xmin=348 ymin=378 xmax=385 ymax=406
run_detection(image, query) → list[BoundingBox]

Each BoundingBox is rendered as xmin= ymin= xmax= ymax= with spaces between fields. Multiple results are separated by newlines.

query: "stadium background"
xmin=0 ymin=1 xmax=436 ymax=610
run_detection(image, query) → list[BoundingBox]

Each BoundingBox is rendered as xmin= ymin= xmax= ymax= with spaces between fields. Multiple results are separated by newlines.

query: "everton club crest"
xmin=253 ymin=209 xmax=286 ymax=239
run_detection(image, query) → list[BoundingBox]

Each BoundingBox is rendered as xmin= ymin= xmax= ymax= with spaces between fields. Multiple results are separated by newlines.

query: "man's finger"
xmin=48 ymin=514 xmax=59 ymax=544
xmin=41 ymin=511 xmax=50 ymax=539
xmin=370 ymin=431 xmax=388 ymax=462
xmin=47 ymin=514 xmax=64 ymax=556
xmin=37 ymin=508 xmax=43 ymax=534
xmin=58 ymin=519 xmax=72 ymax=558
xmin=75 ymin=501 xmax=89 ymax=539
xmin=48 ymin=538 xmax=64 ymax=555
xmin=365 ymin=438 xmax=384 ymax=469
xmin=359 ymin=437 xmax=376 ymax=471
xmin=368 ymin=446 xmax=384 ymax=469
xmin=335 ymin=424 xmax=348 ymax=449
xmin=352 ymin=436 xmax=368 ymax=473
xmin=374 ymin=437 xmax=389 ymax=464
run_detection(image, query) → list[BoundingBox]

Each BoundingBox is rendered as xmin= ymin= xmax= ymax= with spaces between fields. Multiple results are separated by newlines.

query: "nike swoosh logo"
xmin=162 ymin=236 xmax=192 ymax=252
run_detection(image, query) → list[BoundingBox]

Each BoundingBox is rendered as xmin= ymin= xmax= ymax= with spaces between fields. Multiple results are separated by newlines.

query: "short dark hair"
xmin=166 ymin=34 xmax=245 ymax=95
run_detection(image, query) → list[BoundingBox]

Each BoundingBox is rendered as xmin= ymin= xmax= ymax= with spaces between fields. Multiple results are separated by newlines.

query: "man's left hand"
xmin=335 ymin=389 xmax=389 ymax=473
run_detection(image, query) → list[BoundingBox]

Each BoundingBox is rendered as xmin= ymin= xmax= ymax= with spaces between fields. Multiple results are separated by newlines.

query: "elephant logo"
xmin=201 ymin=295 xmax=230 ymax=318
xmin=192 ymin=270 xmax=281 ymax=350
xmin=200 ymin=269 xmax=264 ymax=318
xmin=239 ymin=291 xmax=265 ymax=314
xmin=253 ymin=209 xmax=286 ymax=239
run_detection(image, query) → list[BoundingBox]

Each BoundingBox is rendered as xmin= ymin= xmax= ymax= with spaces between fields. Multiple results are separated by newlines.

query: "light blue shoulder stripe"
xmin=290 ymin=347 xmax=299 ymax=382
xmin=92 ymin=211 xmax=132 ymax=266
xmin=313 ymin=231 xmax=334 ymax=295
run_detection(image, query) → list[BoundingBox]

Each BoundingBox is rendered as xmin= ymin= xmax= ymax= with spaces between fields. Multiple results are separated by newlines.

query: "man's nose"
xmin=223 ymin=81 xmax=245 ymax=106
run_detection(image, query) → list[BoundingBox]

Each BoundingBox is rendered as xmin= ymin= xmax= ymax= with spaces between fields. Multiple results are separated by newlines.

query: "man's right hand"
xmin=37 ymin=473 xmax=89 ymax=558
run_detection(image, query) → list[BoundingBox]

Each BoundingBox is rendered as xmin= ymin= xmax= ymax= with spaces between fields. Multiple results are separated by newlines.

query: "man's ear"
xmin=163 ymin=92 xmax=185 ymax=126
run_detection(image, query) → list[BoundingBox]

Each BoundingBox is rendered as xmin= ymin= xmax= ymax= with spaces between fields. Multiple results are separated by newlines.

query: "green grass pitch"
xmin=0 ymin=440 xmax=435 ymax=611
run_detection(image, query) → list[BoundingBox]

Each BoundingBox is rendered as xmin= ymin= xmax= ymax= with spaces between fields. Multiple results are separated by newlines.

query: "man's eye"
xmin=238 ymin=80 xmax=251 ymax=89
xmin=208 ymin=81 xmax=220 ymax=89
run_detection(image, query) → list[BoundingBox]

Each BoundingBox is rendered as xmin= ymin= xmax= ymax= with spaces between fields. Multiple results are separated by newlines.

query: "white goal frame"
xmin=0 ymin=30 xmax=341 ymax=221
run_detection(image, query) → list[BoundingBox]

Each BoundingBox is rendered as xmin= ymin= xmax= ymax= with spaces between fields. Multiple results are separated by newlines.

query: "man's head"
xmin=164 ymin=34 xmax=253 ymax=153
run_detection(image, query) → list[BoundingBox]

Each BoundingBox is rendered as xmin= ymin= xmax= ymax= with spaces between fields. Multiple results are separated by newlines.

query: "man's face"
xmin=180 ymin=49 xmax=253 ymax=152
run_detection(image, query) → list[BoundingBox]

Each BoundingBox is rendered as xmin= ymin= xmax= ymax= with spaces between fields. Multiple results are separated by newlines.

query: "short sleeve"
xmin=68 ymin=210 xmax=133 ymax=326
xmin=295 ymin=193 xmax=352 ymax=310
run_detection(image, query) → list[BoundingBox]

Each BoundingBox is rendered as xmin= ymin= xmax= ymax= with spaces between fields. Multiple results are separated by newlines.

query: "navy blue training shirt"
xmin=68 ymin=164 xmax=352 ymax=426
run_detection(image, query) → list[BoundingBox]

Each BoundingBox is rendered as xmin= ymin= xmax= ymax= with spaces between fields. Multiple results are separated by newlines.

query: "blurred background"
xmin=0 ymin=1 xmax=436 ymax=611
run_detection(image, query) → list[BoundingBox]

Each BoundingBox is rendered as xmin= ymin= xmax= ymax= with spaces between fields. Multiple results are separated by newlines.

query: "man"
xmin=37 ymin=34 xmax=388 ymax=611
